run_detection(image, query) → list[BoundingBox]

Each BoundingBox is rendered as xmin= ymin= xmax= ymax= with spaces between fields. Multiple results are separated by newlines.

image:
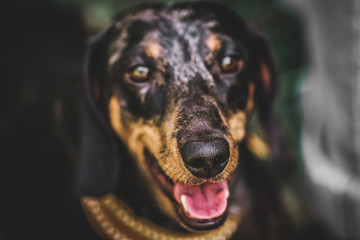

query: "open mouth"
xmin=174 ymin=180 xmax=229 ymax=230
xmin=145 ymin=149 xmax=231 ymax=231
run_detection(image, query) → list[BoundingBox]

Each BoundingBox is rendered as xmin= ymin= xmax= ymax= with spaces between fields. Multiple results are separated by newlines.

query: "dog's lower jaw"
xmin=81 ymin=194 xmax=242 ymax=240
xmin=144 ymin=148 xmax=240 ymax=232
xmin=173 ymin=180 xmax=230 ymax=231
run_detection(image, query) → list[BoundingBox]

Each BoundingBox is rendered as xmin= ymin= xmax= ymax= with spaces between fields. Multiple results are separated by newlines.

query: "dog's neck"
xmin=82 ymin=194 xmax=241 ymax=240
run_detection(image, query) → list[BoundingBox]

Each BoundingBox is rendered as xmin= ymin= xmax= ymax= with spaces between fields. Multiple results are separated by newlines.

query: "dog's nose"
xmin=180 ymin=138 xmax=230 ymax=178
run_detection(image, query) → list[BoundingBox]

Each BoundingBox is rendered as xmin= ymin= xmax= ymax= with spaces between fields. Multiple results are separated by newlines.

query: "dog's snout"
xmin=180 ymin=138 xmax=230 ymax=178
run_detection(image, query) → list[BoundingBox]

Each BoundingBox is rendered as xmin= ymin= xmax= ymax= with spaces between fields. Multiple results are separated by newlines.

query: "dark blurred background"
xmin=1 ymin=0 xmax=359 ymax=239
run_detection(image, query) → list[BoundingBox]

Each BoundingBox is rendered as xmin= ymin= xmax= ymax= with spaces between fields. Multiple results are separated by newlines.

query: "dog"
xmin=77 ymin=2 xmax=292 ymax=239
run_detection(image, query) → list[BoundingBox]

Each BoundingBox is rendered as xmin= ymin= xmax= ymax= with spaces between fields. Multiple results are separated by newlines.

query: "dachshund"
xmin=77 ymin=2 xmax=291 ymax=239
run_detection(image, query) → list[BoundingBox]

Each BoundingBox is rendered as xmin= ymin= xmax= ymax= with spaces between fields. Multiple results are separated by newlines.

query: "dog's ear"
xmin=76 ymin=26 xmax=120 ymax=196
xmin=246 ymin=24 xmax=288 ymax=165
xmin=247 ymin=24 xmax=276 ymax=129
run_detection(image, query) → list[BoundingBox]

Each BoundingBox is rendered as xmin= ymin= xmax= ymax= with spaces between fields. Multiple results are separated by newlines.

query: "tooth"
xmin=180 ymin=195 xmax=189 ymax=213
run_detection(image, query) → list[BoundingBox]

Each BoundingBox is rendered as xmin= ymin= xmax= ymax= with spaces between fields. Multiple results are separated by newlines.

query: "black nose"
xmin=180 ymin=138 xmax=230 ymax=178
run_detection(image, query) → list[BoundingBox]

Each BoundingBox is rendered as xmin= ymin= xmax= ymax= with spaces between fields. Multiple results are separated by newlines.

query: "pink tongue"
xmin=173 ymin=181 xmax=229 ymax=220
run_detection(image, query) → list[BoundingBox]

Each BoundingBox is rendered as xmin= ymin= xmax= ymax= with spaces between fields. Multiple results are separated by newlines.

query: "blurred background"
xmin=1 ymin=0 xmax=359 ymax=239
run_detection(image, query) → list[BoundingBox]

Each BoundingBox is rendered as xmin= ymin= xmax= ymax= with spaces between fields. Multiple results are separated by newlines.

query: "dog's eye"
xmin=128 ymin=65 xmax=150 ymax=82
xmin=220 ymin=55 xmax=243 ymax=73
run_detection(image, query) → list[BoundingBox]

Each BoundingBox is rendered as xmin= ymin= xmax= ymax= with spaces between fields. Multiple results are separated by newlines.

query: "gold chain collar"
xmin=82 ymin=194 xmax=241 ymax=240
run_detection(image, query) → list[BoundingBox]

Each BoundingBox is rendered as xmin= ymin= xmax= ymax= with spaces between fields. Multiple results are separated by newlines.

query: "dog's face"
xmin=82 ymin=2 xmax=276 ymax=232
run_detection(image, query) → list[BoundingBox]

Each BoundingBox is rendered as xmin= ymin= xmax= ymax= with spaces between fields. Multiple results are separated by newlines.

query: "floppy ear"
xmin=76 ymin=26 xmax=120 ymax=196
xmin=246 ymin=24 xmax=289 ymax=165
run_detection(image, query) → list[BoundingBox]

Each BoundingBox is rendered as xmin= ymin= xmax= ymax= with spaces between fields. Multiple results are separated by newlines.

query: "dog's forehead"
xmin=110 ymin=7 xmax=221 ymax=61
xmin=126 ymin=9 xmax=218 ymax=47
xmin=110 ymin=8 xmax=224 ymax=86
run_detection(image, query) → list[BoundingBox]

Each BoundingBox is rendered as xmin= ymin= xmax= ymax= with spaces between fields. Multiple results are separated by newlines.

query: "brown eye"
xmin=128 ymin=65 xmax=150 ymax=82
xmin=220 ymin=55 xmax=243 ymax=73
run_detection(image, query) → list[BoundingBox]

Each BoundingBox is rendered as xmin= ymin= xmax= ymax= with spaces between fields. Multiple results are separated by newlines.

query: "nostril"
xmin=180 ymin=138 xmax=230 ymax=178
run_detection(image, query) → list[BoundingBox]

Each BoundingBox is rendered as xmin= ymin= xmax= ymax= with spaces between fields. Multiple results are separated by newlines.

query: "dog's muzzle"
xmin=172 ymin=137 xmax=231 ymax=228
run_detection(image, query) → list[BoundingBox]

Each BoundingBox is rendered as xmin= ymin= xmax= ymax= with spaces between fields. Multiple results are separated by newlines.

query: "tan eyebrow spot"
xmin=205 ymin=34 xmax=222 ymax=51
xmin=145 ymin=42 xmax=162 ymax=59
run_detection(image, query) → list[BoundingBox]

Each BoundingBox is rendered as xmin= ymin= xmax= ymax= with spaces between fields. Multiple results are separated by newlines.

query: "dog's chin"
xmin=145 ymin=149 xmax=231 ymax=231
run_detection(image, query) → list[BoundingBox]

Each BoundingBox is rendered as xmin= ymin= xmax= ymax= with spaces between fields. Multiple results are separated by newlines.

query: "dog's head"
xmin=78 ymin=2 xmax=277 ymax=232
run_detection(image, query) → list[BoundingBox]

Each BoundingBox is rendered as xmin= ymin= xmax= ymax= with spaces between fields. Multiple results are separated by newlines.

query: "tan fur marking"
xmin=224 ymin=134 xmax=239 ymax=180
xmin=125 ymin=122 xmax=178 ymax=219
xmin=109 ymin=96 xmax=123 ymax=137
xmin=126 ymin=122 xmax=178 ymax=219
xmin=124 ymin=122 xmax=163 ymax=169
xmin=109 ymin=95 xmax=163 ymax=163
xmin=260 ymin=61 xmax=271 ymax=93
xmin=108 ymin=98 xmax=174 ymax=218
xmin=145 ymin=42 xmax=162 ymax=59
xmin=246 ymin=83 xmax=255 ymax=113
xmin=205 ymin=34 xmax=222 ymax=51
xmin=247 ymin=133 xmax=271 ymax=160
xmin=228 ymin=111 xmax=246 ymax=143
xmin=227 ymin=83 xmax=255 ymax=144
